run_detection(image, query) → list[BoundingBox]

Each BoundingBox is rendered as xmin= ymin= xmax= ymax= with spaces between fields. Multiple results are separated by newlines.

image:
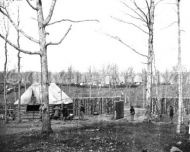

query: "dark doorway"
xmin=26 ymin=105 xmax=40 ymax=112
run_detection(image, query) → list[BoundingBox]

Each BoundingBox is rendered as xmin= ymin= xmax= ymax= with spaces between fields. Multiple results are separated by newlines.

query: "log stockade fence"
xmin=151 ymin=97 xmax=190 ymax=115
xmin=72 ymin=96 xmax=120 ymax=116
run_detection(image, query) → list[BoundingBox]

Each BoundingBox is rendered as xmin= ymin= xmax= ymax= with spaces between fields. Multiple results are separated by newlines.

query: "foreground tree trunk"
xmin=3 ymin=32 xmax=8 ymax=123
xmin=17 ymin=7 xmax=21 ymax=123
xmin=17 ymin=70 xmax=21 ymax=123
xmin=176 ymin=0 xmax=182 ymax=134
xmin=146 ymin=0 xmax=154 ymax=115
xmin=37 ymin=0 xmax=52 ymax=134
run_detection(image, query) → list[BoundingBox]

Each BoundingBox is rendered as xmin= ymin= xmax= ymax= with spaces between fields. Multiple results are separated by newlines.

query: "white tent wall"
xmin=48 ymin=83 xmax=72 ymax=105
xmin=14 ymin=83 xmax=73 ymax=105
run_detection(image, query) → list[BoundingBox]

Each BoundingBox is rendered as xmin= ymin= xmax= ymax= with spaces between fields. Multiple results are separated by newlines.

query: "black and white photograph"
xmin=0 ymin=0 xmax=190 ymax=151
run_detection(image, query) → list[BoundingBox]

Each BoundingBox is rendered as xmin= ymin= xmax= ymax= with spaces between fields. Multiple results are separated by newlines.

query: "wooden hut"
xmin=14 ymin=83 xmax=73 ymax=121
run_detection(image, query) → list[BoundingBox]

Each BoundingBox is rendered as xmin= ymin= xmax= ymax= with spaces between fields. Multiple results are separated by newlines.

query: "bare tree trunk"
xmin=88 ymin=67 xmax=92 ymax=97
xmin=109 ymin=79 xmax=111 ymax=97
xmin=24 ymin=80 xmax=27 ymax=91
xmin=110 ymin=0 xmax=156 ymax=112
xmin=142 ymin=84 xmax=145 ymax=108
xmin=40 ymin=54 xmax=52 ymax=134
xmin=14 ymin=86 xmax=17 ymax=103
xmin=177 ymin=0 xmax=182 ymax=134
xmin=3 ymin=33 xmax=8 ymax=124
xmin=17 ymin=70 xmax=21 ymax=123
xmin=89 ymin=84 xmax=92 ymax=98
xmin=146 ymin=0 xmax=154 ymax=115
xmin=37 ymin=0 xmax=52 ymax=134
xmin=17 ymin=7 xmax=21 ymax=123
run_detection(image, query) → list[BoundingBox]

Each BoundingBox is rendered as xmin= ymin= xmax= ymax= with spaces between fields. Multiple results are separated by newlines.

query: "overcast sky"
xmin=0 ymin=0 xmax=190 ymax=73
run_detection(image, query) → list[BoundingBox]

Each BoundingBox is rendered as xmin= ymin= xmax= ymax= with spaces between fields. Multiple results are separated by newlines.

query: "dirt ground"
xmin=0 ymin=108 xmax=190 ymax=152
xmin=0 ymin=108 xmax=146 ymax=135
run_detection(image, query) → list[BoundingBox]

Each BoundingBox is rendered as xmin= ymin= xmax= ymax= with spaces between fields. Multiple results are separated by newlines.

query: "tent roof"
xmin=14 ymin=83 xmax=73 ymax=105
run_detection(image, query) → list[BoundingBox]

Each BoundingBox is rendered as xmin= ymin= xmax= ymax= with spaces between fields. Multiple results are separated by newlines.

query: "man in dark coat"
xmin=169 ymin=106 xmax=174 ymax=124
xmin=79 ymin=104 xmax=85 ymax=120
xmin=62 ymin=105 xmax=68 ymax=120
xmin=130 ymin=106 xmax=135 ymax=121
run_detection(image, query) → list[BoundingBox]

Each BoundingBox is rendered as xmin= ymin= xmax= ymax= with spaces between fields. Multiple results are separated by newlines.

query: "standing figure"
xmin=169 ymin=106 xmax=174 ymax=124
xmin=62 ymin=105 xmax=68 ymax=120
xmin=53 ymin=106 xmax=60 ymax=120
xmin=79 ymin=103 xmax=85 ymax=120
xmin=130 ymin=106 xmax=135 ymax=121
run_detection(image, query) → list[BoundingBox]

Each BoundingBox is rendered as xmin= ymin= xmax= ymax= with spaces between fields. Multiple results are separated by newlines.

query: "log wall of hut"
xmin=14 ymin=97 xmax=120 ymax=120
xmin=15 ymin=104 xmax=41 ymax=120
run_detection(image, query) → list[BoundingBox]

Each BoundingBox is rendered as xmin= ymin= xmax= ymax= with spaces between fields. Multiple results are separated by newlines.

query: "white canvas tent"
xmin=14 ymin=83 xmax=73 ymax=105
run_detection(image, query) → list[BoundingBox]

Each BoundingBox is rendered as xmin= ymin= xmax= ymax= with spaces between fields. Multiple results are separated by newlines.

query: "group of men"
xmin=52 ymin=104 xmax=85 ymax=120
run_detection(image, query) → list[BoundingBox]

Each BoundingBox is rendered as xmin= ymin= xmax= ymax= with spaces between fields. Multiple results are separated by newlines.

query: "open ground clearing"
xmin=0 ymin=109 xmax=190 ymax=152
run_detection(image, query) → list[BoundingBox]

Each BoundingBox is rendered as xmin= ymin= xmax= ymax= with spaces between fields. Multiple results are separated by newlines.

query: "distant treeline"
xmin=1 ymin=65 xmax=190 ymax=91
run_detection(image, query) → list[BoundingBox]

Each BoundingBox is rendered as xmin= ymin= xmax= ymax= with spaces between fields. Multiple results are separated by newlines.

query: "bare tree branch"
xmin=0 ymin=7 xmax=39 ymax=44
xmin=134 ymin=0 xmax=149 ymax=23
xmin=31 ymin=17 xmax=37 ymax=21
xmin=48 ymin=19 xmax=99 ymax=26
xmin=111 ymin=16 xmax=148 ymax=34
xmin=121 ymin=1 xmax=147 ymax=24
xmin=145 ymin=0 xmax=150 ymax=9
xmin=160 ymin=21 xmax=177 ymax=30
xmin=145 ymin=0 xmax=150 ymax=18
xmin=155 ymin=0 xmax=165 ymax=6
xmin=46 ymin=25 xmax=72 ymax=46
xmin=105 ymin=33 xmax=148 ymax=58
xmin=165 ymin=2 xmax=176 ymax=5
xmin=0 ymin=33 xmax=41 ymax=55
xmin=26 ymin=0 xmax=38 ymax=11
xmin=43 ymin=0 xmax=57 ymax=26
xmin=122 ymin=11 xmax=147 ymax=23
xmin=141 ymin=61 xmax=148 ymax=64
xmin=3 ymin=14 xmax=9 ymax=35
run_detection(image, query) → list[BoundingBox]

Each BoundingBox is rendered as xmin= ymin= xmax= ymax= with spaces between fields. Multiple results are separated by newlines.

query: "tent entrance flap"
xmin=26 ymin=105 xmax=40 ymax=112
